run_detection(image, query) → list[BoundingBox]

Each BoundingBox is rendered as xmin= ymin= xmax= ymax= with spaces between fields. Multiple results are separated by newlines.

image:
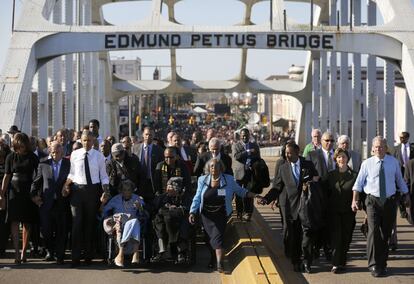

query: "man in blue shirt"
xmin=352 ymin=136 xmax=411 ymax=277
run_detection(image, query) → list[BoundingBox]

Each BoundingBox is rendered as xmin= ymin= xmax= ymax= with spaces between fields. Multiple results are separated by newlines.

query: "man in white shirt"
xmin=63 ymin=130 xmax=109 ymax=267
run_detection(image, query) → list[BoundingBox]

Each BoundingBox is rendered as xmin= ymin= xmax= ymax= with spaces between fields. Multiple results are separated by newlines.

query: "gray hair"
xmin=208 ymin=137 xmax=221 ymax=148
xmin=372 ymin=136 xmax=386 ymax=147
xmin=337 ymin=135 xmax=350 ymax=145
xmin=204 ymin=158 xmax=225 ymax=175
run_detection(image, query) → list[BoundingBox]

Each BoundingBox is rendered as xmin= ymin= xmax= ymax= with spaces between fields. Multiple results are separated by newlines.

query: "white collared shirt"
xmin=68 ymin=148 xmax=109 ymax=185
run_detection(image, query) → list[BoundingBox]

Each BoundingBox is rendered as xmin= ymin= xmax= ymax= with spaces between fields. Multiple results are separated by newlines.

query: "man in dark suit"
xmin=404 ymin=157 xmax=414 ymax=225
xmin=56 ymin=129 xmax=74 ymax=157
xmin=260 ymin=142 xmax=318 ymax=272
xmin=171 ymin=133 xmax=194 ymax=174
xmin=307 ymin=131 xmax=335 ymax=260
xmin=307 ymin=131 xmax=335 ymax=178
xmin=390 ymin=131 xmax=414 ymax=249
xmin=154 ymin=147 xmax=192 ymax=195
xmin=31 ymin=142 xmax=70 ymax=264
xmin=232 ymin=128 xmax=261 ymax=220
xmin=193 ymin=137 xmax=233 ymax=177
xmin=135 ymin=127 xmax=164 ymax=202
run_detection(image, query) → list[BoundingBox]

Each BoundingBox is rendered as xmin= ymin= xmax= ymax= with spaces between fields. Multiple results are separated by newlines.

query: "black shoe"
xmin=243 ymin=213 xmax=252 ymax=222
xmin=207 ymin=257 xmax=215 ymax=269
xmin=56 ymin=259 xmax=64 ymax=265
xmin=331 ymin=266 xmax=339 ymax=274
xmin=390 ymin=244 xmax=397 ymax=251
xmin=151 ymin=252 xmax=167 ymax=263
xmin=401 ymin=211 xmax=408 ymax=219
xmin=303 ymin=263 xmax=312 ymax=274
xmin=217 ymin=261 xmax=224 ymax=273
xmin=44 ymin=253 xmax=55 ymax=262
xmin=293 ymin=263 xmax=302 ymax=272
xmin=369 ymin=266 xmax=381 ymax=277
xmin=84 ymin=259 xmax=92 ymax=266
xmin=175 ymin=253 xmax=186 ymax=265
xmin=71 ymin=260 xmax=81 ymax=268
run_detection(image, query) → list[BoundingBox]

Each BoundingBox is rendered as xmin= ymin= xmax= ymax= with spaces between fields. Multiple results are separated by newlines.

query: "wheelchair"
xmin=104 ymin=210 xmax=150 ymax=267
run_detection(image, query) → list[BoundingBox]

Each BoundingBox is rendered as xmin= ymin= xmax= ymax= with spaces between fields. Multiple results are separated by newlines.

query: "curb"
xmin=220 ymin=216 xmax=284 ymax=284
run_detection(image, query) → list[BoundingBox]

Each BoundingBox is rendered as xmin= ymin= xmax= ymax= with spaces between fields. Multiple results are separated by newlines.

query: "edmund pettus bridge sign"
xmin=104 ymin=32 xmax=335 ymax=50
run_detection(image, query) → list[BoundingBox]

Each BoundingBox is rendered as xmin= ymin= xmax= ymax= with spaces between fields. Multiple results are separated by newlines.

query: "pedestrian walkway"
xmin=256 ymin=156 xmax=414 ymax=284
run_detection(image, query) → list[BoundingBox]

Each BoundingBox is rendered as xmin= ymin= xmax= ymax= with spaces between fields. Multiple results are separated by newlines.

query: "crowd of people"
xmin=0 ymin=120 xmax=412 ymax=279
xmin=259 ymin=129 xmax=412 ymax=277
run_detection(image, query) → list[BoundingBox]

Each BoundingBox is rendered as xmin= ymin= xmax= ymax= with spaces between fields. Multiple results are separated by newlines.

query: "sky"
xmin=0 ymin=0 xmax=407 ymax=81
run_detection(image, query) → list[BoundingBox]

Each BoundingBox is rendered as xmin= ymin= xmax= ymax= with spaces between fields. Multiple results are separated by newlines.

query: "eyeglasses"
xmin=324 ymin=139 xmax=335 ymax=142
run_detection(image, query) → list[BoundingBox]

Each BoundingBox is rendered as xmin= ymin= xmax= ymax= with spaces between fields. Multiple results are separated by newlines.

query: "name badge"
xmin=217 ymin=189 xmax=226 ymax=196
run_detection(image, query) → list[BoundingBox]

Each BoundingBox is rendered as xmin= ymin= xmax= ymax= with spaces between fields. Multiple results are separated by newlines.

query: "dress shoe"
xmin=216 ymin=261 xmax=224 ymax=273
xmin=84 ymin=258 xmax=92 ymax=266
xmin=71 ymin=260 xmax=81 ymax=268
xmin=44 ymin=253 xmax=55 ymax=261
xmin=293 ymin=263 xmax=302 ymax=272
xmin=56 ymin=259 xmax=65 ymax=265
xmin=303 ymin=263 xmax=312 ymax=274
xmin=369 ymin=266 xmax=381 ymax=277
xmin=243 ymin=213 xmax=252 ymax=222
xmin=331 ymin=266 xmax=339 ymax=274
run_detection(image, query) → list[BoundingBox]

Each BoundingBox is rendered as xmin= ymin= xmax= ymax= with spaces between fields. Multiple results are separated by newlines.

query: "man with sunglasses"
xmin=154 ymin=147 xmax=191 ymax=196
xmin=307 ymin=131 xmax=336 ymax=261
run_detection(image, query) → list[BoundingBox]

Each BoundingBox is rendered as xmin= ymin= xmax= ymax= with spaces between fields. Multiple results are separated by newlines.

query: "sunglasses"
xmin=324 ymin=139 xmax=335 ymax=142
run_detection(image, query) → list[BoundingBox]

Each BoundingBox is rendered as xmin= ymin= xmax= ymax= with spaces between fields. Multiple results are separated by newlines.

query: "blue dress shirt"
xmin=352 ymin=154 xmax=408 ymax=197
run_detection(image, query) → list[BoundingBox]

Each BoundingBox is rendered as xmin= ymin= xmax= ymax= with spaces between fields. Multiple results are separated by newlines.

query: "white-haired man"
xmin=352 ymin=136 xmax=410 ymax=277
xmin=337 ymin=135 xmax=362 ymax=171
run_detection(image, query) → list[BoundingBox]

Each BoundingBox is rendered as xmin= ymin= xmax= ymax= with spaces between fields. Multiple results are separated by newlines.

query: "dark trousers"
xmin=286 ymin=218 xmax=303 ymax=265
xmin=70 ymin=184 xmax=99 ymax=261
xmin=0 ymin=210 xmax=10 ymax=254
xmin=330 ymin=211 xmax=356 ymax=267
xmin=366 ymin=194 xmax=397 ymax=269
xmin=235 ymin=181 xmax=253 ymax=214
xmin=302 ymin=226 xmax=315 ymax=266
xmin=39 ymin=202 xmax=69 ymax=260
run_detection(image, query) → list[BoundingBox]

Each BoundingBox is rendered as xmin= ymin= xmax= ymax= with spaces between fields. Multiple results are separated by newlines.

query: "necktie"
xmin=53 ymin=162 xmax=59 ymax=181
xmin=144 ymin=145 xmax=149 ymax=166
xmin=84 ymin=152 xmax=92 ymax=185
xmin=379 ymin=160 xmax=387 ymax=204
xmin=327 ymin=151 xmax=333 ymax=171
xmin=293 ymin=164 xmax=299 ymax=185
xmin=403 ymin=145 xmax=408 ymax=167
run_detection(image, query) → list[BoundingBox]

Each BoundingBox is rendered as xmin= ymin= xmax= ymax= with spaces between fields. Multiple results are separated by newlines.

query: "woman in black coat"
xmin=321 ymin=148 xmax=357 ymax=273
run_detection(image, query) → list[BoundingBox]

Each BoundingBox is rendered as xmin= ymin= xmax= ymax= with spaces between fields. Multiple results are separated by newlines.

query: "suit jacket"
xmin=271 ymin=158 xmax=288 ymax=207
xmin=348 ymin=150 xmax=362 ymax=172
xmin=30 ymin=158 xmax=71 ymax=211
xmin=307 ymin=148 xmax=334 ymax=177
xmin=404 ymin=159 xmax=414 ymax=195
xmin=394 ymin=143 xmax=414 ymax=174
xmin=232 ymin=141 xmax=260 ymax=181
xmin=193 ymin=151 xmax=233 ymax=177
xmin=136 ymin=143 xmax=164 ymax=193
xmin=106 ymin=154 xmax=141 ymax=196
xmin=264 ymin=157 xmax=318 ymax=220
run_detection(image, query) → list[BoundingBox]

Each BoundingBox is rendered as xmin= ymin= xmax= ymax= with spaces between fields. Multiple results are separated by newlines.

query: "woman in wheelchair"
xmin=102 ymin=179 xmax=145 ymax=267
xmin=152 ymin=177 xmax=192 ymax=264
